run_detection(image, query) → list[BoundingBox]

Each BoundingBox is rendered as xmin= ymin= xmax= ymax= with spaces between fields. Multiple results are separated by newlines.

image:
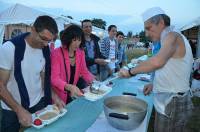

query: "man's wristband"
xmin=128 ymin=68 xmax=135 ymax=76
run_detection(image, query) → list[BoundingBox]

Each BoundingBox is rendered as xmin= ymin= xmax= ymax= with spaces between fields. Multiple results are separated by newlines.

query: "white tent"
xmin=180 ymin=16 xmax=200 ymax=31
xmin=0 ymin=3 xmax=69 ymax=44
xmin=180 ymin=16 xmax=200 ymax=57
xmin=92 ymin=26 xmax=107 ymax=38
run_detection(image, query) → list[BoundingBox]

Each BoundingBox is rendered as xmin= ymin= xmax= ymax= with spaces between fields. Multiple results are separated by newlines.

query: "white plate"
xmin=131 ymin=59 xmax=138 ymax=64
xmin=138 ymin=74 xmax=151 ymax=82
xmin=104 ymin=59 xmax=118 ymax=63
xmin=104 ymin=59 xmax=111 ymax=63
xmin=32 ymin=105 xmax=67 ymax=129
xmin=84 ymin=85 xmax=112 ymax=101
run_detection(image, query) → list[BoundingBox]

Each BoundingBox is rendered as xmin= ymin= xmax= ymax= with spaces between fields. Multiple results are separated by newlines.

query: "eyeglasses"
xmin=38 ymin=32 xmax=53 ymax=43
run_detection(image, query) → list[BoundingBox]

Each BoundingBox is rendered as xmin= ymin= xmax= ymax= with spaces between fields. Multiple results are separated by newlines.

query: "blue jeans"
xmin=1 ymin=97 xmax=46 ymax=132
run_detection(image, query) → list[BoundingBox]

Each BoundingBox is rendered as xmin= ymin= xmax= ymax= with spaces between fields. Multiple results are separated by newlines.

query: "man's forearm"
xmin=0 ymin=82 xmax=21 ymax=112
xmin=130 ymin=57 xmax=162 ymax=75
xmin=51 ymin=88 xmax=56 ymax=100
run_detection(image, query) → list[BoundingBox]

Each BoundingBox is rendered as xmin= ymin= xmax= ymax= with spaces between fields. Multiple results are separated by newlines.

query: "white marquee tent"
xmin=0 ymin=3 xmax=70 ymax=44
xmin=180 ymin=17 xmax=200 ymax=31
xmin=181 ymin=16 xmax=200 ymax=57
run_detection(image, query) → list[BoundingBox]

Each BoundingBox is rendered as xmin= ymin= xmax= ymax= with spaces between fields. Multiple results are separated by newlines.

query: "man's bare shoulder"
xmin=164 ymin=32 xmax=179 ymax=41
xmin=162 ymin=32 xmax=180 ymax=48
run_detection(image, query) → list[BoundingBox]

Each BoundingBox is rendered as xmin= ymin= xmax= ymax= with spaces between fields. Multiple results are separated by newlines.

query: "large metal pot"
xmin=103 ymin=93 xmax=148 ymax=130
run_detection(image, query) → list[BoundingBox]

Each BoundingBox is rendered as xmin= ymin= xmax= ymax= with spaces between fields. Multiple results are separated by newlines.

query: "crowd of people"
xmin=0 ymin=6 xmax=197 ymax=132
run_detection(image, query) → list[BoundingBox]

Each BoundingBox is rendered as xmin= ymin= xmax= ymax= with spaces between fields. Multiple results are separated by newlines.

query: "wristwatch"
xmin=128 ymin=68 xmax=135 ymax=76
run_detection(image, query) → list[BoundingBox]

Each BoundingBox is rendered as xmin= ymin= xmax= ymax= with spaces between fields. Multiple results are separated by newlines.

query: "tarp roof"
xmin=0 ymin=3 xmax=70 ymax=30
xmin=180 ymin=16 xmax=200 ymax=31
xmin=0 ymin=3 xmax=70 ymax=44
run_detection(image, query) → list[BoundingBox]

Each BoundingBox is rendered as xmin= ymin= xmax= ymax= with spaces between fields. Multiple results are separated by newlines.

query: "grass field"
xmin=126 ymin=47 xmax=147 ymax=62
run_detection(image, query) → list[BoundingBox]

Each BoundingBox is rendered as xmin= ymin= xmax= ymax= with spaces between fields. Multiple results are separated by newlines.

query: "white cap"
xmin=142 ymin=7 xmax=165 ymax=22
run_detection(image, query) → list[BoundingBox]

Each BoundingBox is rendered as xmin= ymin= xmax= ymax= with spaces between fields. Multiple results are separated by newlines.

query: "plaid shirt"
xmin=99 ymin=37 xmax=118 ymax=59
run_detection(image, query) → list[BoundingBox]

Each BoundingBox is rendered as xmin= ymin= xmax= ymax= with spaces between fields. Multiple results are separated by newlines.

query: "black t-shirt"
xmin=67 ymin=65 xmax=76 ymax=104
xmin=69 ymin=65 xmax=75 ymax=84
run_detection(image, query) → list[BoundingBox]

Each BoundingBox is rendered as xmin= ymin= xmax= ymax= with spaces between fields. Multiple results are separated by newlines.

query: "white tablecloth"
xmin=86 ymin=111 xmax=148 ymax=132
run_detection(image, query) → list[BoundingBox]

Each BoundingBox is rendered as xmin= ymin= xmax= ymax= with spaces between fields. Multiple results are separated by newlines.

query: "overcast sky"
xmin=0 ymin=0 xmax=199 ymax=34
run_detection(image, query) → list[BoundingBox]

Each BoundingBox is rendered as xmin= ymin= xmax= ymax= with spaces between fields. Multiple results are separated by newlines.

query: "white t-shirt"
xmin=108 ymin=39 xmax=116 ymax=69
xmin=0 ymin=41 xmax=45 ymax=110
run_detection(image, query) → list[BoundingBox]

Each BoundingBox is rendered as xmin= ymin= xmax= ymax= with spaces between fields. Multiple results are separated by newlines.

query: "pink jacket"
xmin=51 ymin=47 xmax=94 ymax=103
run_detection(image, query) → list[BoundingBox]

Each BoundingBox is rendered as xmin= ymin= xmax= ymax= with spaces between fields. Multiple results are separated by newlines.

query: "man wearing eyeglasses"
xmin=0 ymin=15 xmax=64 ymax=132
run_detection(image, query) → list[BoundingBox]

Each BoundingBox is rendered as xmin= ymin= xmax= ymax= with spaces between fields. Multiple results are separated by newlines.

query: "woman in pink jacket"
xmin=51 ymin=25 xmax=94 ymax=104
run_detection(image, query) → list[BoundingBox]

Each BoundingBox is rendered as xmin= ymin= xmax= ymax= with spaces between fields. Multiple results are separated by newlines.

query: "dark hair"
xmin=33 ymin=15 xmax=58 ymax=35
xmin=117 ymin=31 xmax=124 ymax=37
xmin=108 ymin=25 xmax=117 ymax=32
xmin=81 ymin=19 xmax=92 ymax=27
xmin=59 ymin=30 xmax=64 ymax=39
xmin=61 ymin=24 xmax=84 ymax=49
xmin=148 ymin=14 xmax=170 ymax=26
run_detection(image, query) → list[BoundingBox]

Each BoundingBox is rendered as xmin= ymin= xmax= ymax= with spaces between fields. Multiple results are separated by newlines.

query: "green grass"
xmin=126 ymin=48 xmax=147 ymax=63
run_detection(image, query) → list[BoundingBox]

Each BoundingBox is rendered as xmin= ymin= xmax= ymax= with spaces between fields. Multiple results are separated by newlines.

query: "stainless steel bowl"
xmin=103 ymin=93 xmax=148 ymax=130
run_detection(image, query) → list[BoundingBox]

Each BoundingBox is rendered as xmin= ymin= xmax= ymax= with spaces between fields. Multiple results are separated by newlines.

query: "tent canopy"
xmin=180 ymin=16 xmax=200 ymax=58
xmin=0 ymin=3 xmax=69 ymax=25
xmin=180 ymin=16 xmax=200 ymax=31
xmin=0 ymin=3 xmax=106 ymax=44
xmin=0 ymin=3 xmax=69 ymax=44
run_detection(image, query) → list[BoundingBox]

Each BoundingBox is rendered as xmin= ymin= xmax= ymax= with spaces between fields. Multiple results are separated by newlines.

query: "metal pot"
xmin=103 ymin=92 xmax=148 ymax=130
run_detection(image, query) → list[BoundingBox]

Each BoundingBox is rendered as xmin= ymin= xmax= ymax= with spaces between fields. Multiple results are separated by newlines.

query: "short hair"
xmin=33 ymin=15 xmax=58 ymax=35
xmin=108 ymin=25 xmax=117 ymax=32
xmin=61 ymin=24 xmax=84 ymax=49
xmin=148 ymin=14 xmax=170 ymax=26
xmin=116 ymin=31 xmax=124 ymax=37
xmin=81 ymin=19 xmax=92 ymax=27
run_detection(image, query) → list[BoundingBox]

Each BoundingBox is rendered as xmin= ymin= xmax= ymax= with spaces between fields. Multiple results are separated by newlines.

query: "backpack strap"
xmin=42 ymin=46 xmax=52 ymax=105
xmin=10 ymin=32 xmax=30 ymax=109
xmin=10 ymin=32 xmax=52 ymax=109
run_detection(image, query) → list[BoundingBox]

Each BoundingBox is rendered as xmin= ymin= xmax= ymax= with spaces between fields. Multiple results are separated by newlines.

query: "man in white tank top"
xmin=119 ymin=7 xmax=193 ymax=132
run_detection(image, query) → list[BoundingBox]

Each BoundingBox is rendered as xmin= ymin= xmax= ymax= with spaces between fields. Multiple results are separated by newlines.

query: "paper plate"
xmin=32 ymin=105 xmax=67 ymax=129
xmin=84 ymin=85 xmax=112 ymax=101
xmin=104 ymin=59 xmax=119 ymax=63
xmin=105 ymin=59 xmax=111 ymax=63
xmin=138 ymin=74 xmax=151 ymax=82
